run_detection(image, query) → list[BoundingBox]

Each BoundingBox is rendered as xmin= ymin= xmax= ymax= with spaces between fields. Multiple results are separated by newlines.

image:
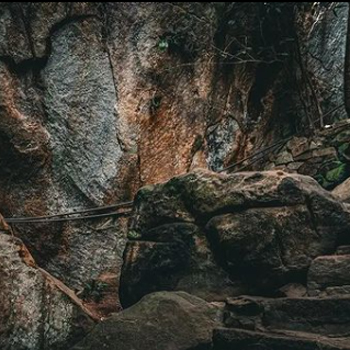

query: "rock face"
xmin=113 ymin=169 xmax=350 ymax=350
xmin=297 ymin=3 xmax=349 ymax=125
xmin=308 ymin=254 xmax=350 ymax=296
xmin=71 ymin=291 xmax=221 ymax=350
xmin=2 ymin=3 xmax=350 ymax=348
xmin=213 ymin=328 xmax=350 ymax=350
xmin=0 ymin=3 xmax=349 ymax=315
xmin=0 ymin=219 xmax=95 ymax=350
xmin=223 ymin=295 xmax=350 ymax=337
xmin=120 ymin=169 xmax=350 ymax=307
xmin=256 ymin=123 xmax=350 ymax=190
xmin=333 ymin=177 xmax=350 ymax=202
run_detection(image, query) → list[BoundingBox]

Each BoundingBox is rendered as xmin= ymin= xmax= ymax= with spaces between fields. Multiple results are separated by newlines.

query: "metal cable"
xmin=3 ymin=135 xmax=294 ymax=224
xmin=6 ymin=209 xmax=132 ymax=224
xmin=218 ymin=136 xmax=292 ymax=173
xmin=5 ymin=201 xmax=134 ymax=223
xmin=5 ymin=124 xmax=350 ymax=224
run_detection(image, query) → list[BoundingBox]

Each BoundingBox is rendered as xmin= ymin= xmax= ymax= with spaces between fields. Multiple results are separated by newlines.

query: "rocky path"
xmin=3 ymin=168 xmax=350 ymax=349
xmin=73 ymin=169 xmax=350 ymax=350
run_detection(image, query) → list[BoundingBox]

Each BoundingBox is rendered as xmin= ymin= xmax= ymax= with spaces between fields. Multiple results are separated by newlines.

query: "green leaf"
xmin=128 ymin=230 xmax=141 ymax=240
xmin=325 ymin=163 xmax=347 ymax=182
xmin=158 ymin=39 xmax=169 ymax=52
xmin=338 ymin=143 xmax=349 ymax=155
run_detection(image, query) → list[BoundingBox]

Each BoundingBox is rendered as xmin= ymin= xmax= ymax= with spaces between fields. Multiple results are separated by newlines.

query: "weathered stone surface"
xmin=287 ymin=161 xmax=304 ymax=171
xmin=1 ymin=3 xmax=350 ymax=346
xmin=287 ymin=137 xmax=310 ymax=158
xmin=0 ymin=4 xmax=97 ymax=61
xmin=308 ymin=255 xmax=350 ymax=296
xmin=44 ymin=17 xmax=123 ymax=204
xmin=333 ymin=177 xmax=350 ymax=203
xmin=0 ymin=5 xmax=33 ymax=62
xmin=333 ymin=129 xmax=350 ymax=146
xmin=260 ymin=123 xmax=350 ymax=190
xmin=0 ymin=61 xmax=50 ymax=172
xmin=312 ymin=147 xmax=338 ymax=158
xmin=0 ymin=1 xmax=349 ymax=320
xmin=206 ymin=206 xmax=332 ymax=288
xmin=336 ymin=246 xmax=350 ymax=255
xmin=120 ymin=223 xmax=242 ymax=308
xmin=293 ymin=148 xmax=338 ymax=164
xmin=262 ymin=297 xmax=350 ymax=337
xmin=277 ymin=283 xmax=307 ymax=298
xmin=131 ymin=168 xmax=343 ymax=231
xmin=0 ymin=2 xmax=232 ymax=315
xmin=274 ymin=150 xmax=294 ymax=165
xmin=213 ymin=327 xmax=350 ymax=350
xmin=71 ymin=291 xmax=220 ymax=350
xmin=41 ymin=16 xmax=130 ymax=304
xmin=224 ymin=295 xmax=350 ymax=337
xmin=207 ymin=117 xmax=241 ymax=172
xmin=0 ymin=5 xmax=132 ymax=316
xmin=121 ymin=169 xmax=350 ymax=306
xmin=294 ymin=150 xmax=314 ymax=161
xmin=297 ymin=3 xmax=348 ymax=124
xmin=0 ymin=230 xmax=95 ymax=350
xmin=297 ymin=157 xmax=325 ymax=177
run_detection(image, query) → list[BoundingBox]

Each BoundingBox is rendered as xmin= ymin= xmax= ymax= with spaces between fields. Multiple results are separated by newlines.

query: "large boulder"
xmin=120 ymin=169 xmax=350 ymax=307
xmin=0 ymin=220 xmax=95 ymax=350
xmin=206 ymin=206 xmax=326 ymax=289
xmin=70 ymin=291 xmax=221 ymax=350
xmin=121 ymin=222 xmax=243 ymax=307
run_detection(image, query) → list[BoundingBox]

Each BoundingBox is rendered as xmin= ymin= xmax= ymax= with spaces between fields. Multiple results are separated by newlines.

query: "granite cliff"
xmin=1 ymin=2 xmax=350 ymax=349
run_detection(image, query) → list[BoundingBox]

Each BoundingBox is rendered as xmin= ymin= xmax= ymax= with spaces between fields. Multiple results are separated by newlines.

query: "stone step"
xmin=213 ymin=328 xmax=350 ymax=350
xmin=308 ymin=255 xmax=350 ymax=296
xmin=224 ymin=296 xmax=350 ymax=337
xmin=336 ymin=246 xmax=350 ymax=255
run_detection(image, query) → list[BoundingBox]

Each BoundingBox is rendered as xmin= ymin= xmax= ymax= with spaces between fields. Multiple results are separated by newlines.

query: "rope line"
xmin=218 ymin=136 xmax=292 ymax=173
xmin=6 ymin=210 xmax=132 ymax=224
xmin=6 ymin=201 xmax=134 ymax=223
xmin=1 ymin=134 xmax=298 ymax=225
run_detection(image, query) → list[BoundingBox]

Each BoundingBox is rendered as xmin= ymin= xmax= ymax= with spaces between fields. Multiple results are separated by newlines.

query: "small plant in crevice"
xmin=338 ymin=143 xmax=350 ymax=162
xmin=191 ymin=135 xmax=204 ymax=157
xmin=80 ymin=280 xmax=109 ymax=303
xmin=158 ymin=38 xmax=169 ymax=52
xmin=157 ymin=30 xmax=199 ymax=62
xmin=128 ymin=230 xmax=141 ymax=240
xmin=150 ymin=95 xmax=162 ymax=117
xmin=315 ymin=159 xmax=350 ymax=190
xmin=325 ymin=162 xmax=348 ymax=183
